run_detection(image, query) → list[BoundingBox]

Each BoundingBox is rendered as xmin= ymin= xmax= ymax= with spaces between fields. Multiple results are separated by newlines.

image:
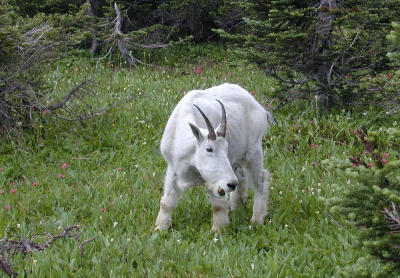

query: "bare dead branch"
xmin=0 ymin=225 xmax=96 ymax=277
xmin=79 ymin=236 xmax=97 ymax=255
xmin=384 ymin=202 xmax=400 ymax=233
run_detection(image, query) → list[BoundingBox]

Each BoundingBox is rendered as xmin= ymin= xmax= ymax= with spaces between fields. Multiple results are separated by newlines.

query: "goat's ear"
xmin=189 ymin=122 xmax=203 ymax=141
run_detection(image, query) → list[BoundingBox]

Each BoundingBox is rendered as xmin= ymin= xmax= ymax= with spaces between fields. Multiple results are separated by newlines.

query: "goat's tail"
xmin=266 ymin=110 xmax=276 ymax=125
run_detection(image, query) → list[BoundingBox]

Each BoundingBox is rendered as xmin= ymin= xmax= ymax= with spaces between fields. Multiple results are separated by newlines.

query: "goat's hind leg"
xmin=155 ymin=166 xmax=182 ymax=230
xmin=230 ymin=163 xmax=248 ymax=211
xmin=248 ymin=146 xmax=270 ymax=225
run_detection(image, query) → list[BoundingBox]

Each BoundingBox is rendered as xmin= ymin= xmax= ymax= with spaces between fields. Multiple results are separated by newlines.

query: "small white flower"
xmin=299 ymin=200 xmax=303 ymax=203
xmin=203 ymin=251 xmax=207 ymax=256
xmin=177 ymin=239 xmax=182 ymax=244
xmin=152 ymin=172 xmax=156 ymax=177
xmin=317 ymin=183 xmax=321 ymax=187
xmin=311 ymin=191 xmax=315 ymax=195
xmin=251 ymin=263 xmax=255 ymax=270
xmin=317 ymin=189 xmax=321 ymax=193
xmin=285 ymin=224 xmax=289 ymax=228
xmin=212 ymin=237 xmax=219 ymax=243
xmin=316 ymin=211 xmax=320 ymax=214
xmin=113 ymin=221 xmax=118 ymax=228
xmin=17 ymin=224 xmax=20 ymax=228
xmin=127 ymin=238 xmax=131 ymax=242
xmin=301 ymin=167 xmax=306 ymax=172
xmin=33 ymin=260 xmax=37 ymax=264
xmin=110 ymin=238 xmax=114 ymax=242
xmin=279 ymin=191 xmax=283 ymax=195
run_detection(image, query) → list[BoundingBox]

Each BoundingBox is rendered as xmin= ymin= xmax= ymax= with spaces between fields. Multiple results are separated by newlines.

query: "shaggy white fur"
xmin=155 ymin=83 xmax=272 ymax=231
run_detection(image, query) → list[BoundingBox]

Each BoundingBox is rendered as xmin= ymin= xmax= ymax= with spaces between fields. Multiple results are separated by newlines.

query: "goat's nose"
xmin=218 ymin=187 xmax=226 ymax=196
xmin=227 ymin=182 xmax=237 ymax=191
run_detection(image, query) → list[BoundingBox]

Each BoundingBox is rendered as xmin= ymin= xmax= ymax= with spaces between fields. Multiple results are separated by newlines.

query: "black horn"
xmin=216 ymin=99 xmax=226 ymax=138
xmin=193 ymin=104 xmax=217 ymax=140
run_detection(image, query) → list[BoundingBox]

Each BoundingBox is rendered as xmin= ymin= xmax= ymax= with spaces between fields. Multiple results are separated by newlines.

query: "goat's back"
xmin=161 ymin=83 xmax=269 ymax=164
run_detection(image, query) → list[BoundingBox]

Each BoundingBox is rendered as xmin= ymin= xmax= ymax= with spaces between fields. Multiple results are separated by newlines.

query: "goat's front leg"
xmin=155 ymin=167 xmax=181 ymax=230
xmin=208 ymin=194 xmax=230 ymax=232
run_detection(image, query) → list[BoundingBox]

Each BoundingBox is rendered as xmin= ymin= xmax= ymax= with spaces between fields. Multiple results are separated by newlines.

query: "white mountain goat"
xmin=155 ymin=83 xmax=273 ymax=231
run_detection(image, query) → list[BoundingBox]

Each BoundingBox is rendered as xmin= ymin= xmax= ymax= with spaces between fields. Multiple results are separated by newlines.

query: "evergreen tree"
xmin=323 ymin=127 xmax=400 ymax=277
xmin=387 ymin=21 xmax=400 ymax=65
xmin=219 ymin=0 xmax=400 ymax=109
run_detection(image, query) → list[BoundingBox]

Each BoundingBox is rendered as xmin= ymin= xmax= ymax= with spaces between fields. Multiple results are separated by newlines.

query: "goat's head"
xmin=189 ymin=100 xmax=238 ymax=198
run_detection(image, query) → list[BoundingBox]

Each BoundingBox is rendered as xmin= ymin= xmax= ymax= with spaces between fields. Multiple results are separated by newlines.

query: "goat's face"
xmin=189 ymin=101 xmax=238 ymax=198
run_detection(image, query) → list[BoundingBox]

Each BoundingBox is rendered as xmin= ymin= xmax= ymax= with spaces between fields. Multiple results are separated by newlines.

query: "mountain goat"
xmin=155 ymin=83 xmax=273 ymax=231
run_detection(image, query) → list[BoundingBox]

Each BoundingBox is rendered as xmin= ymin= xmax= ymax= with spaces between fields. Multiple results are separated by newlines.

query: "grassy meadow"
xmin=0 ymin=48 xmax=395 ymax=277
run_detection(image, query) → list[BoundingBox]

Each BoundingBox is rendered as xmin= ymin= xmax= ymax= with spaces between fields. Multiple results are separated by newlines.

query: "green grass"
xmin=0 ymin=53 xmax=395 ymax=277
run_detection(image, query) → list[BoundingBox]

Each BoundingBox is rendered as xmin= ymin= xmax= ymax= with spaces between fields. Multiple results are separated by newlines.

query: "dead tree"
xmin=97 ymin=3 xmax=167 ymax=67
xmin=0 ymin=22 xmax=134 ymax=136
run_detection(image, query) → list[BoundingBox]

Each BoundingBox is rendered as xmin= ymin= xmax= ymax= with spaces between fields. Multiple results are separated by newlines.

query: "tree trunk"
xmin=87 ymin=0 xmax=98 ymax=54
xmin=315 ymin=0 xmax=337 ymax=109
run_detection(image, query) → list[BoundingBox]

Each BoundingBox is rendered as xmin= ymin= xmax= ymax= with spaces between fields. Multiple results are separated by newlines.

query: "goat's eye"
xmin=206 ymin=147 xmax=213 ymax=153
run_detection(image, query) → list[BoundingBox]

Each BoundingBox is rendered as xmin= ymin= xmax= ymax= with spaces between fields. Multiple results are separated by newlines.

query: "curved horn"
xmin=216 ymin=99 xmax=226 ymax=138
xmin=193 ymin=104 xmax=216 ymax=140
